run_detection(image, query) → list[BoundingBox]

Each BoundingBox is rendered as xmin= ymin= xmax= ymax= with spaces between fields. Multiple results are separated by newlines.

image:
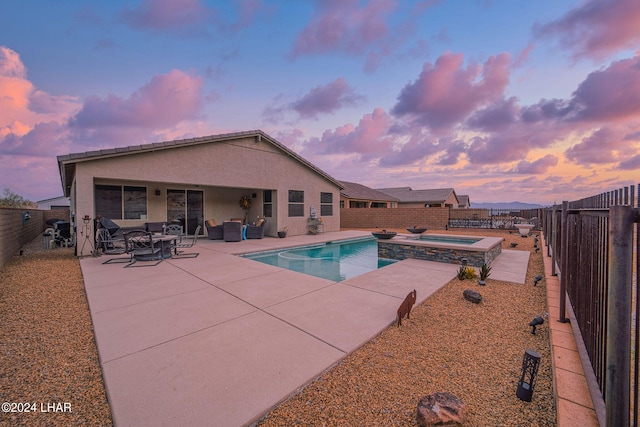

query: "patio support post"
xmin=605 ymin=205 xmax=633 ymax=427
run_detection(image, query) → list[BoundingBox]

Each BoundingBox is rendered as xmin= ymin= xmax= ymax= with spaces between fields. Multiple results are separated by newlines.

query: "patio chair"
xmin=96 ymin=228 xmax=131 ymax=264
xmin=223 ymin=221 xmax=243 ymax=242
xmin=205 ymin=219 xmax=224 ymax=240
xmin=123 ymin=230 xmax=163 ymax=267
xmin=245 ymin=219 xmax=266 ymax=239
xmin=165 ymin=224 xmax=183 ymax=239
xmin=172 ymin=225 xmax=201 ymax=258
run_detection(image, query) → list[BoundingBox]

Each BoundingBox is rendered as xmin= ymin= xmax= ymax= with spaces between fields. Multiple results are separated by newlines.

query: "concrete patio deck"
xmin=80 ymin=231 xmax=530 ymax=426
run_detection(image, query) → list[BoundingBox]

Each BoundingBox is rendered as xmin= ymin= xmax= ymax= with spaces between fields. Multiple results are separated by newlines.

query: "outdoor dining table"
xmin=152 ymin=234 xmax=178 ymax=259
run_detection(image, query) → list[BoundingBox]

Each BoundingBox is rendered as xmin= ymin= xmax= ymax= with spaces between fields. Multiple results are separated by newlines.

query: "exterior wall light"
xmin=516 ymin=349 xmax=541 ymax=402
xmin=22 ymin=211 xmax=31 ymax=224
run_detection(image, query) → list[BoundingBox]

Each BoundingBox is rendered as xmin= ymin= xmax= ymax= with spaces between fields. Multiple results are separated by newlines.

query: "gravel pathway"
xmin=1 ymin=229 xmax=554 ymax=426
xmin=0 ymin=240 xmax=112 ymax=427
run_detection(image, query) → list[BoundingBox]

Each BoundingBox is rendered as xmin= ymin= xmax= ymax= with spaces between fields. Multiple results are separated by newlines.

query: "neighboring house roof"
xmin=37 ymin=196 xmax=70 ymax=205
xmin=377 ymin=187 xmax=459 ymax=205
xmin=36 ymin=196 xmax=70 ymax=209
xmin=339 ymin=181 xmax=399 ymax=202
xmin=57 ymin=130 xmax=343 ymax=196
xmin=458 ymin=195 xmax=470 ymax=207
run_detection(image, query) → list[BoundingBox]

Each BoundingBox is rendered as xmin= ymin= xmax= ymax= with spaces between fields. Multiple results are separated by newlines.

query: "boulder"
xmin=416 ymin=392 xmax=467 ymax=426
xmin=463 ymin=289 xmax=482 ymax=304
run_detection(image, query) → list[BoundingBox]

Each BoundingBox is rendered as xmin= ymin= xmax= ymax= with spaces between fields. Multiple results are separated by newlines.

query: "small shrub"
xmin=457 ymin=266 xmax=478 ymax=280
xmin=464 ymin=266 xmax=478 ymax=280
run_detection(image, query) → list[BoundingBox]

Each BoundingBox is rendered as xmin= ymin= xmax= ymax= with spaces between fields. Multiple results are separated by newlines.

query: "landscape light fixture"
xmin=529 ymin=316 xmax=544 ymax=334
xmin=516 ymin=349 xmax=541 ymax=402
xmin=533 ymin=275 xmax=543 ymax=286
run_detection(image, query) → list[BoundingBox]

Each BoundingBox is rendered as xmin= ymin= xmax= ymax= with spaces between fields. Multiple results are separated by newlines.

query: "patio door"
xmin=166 ymin=189 xmax=204 ymax=235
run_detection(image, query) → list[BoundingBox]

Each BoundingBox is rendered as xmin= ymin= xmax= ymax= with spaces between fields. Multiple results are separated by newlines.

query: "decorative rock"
xmin=463 ymin=289 xmax=482 ymax=304
xmin=416 ymin=392 xmax=467 ymax=426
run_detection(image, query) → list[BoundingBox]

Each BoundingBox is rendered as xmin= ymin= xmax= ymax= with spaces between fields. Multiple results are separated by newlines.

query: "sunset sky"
xmin=1 ymin=0 xmax=639 ymax=206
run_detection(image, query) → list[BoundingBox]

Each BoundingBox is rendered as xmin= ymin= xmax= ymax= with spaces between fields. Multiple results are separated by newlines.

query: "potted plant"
xmin=278 ymin=227 xmax=288 ymax=238
xmin=239 ymin=195 xmax=252 ymax=224
xmin=478 ymin=263 xmax=492 ymax=286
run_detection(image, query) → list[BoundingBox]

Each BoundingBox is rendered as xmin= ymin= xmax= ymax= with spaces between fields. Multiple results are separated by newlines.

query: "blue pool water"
xmin=416 ymin=235 xmax=481 ymax=245
xmin=243 ymin=238 xmax=396 ymax=282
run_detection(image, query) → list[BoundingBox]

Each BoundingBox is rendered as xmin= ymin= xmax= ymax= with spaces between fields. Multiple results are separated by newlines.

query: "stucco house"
xmin=58 ymin=130 xmax=343 ymax=256
xmin=339 ymin=181 xmax=399 ymax=208
xmin=36 ymin=195 xmax=70 ymax=210
xmin=458 ymin=195 xmax=470 ymax=208
xmin=377 ymin=187 xmax=461 ymax=208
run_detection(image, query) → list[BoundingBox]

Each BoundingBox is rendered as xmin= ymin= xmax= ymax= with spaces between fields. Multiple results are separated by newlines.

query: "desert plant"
xmin=465 ymin=266 xmax=478 ymax=280
xmin=457 ymin=266 xmax=478 ymax=280
xmin=479 ymin=263 xmax=492 ymax=280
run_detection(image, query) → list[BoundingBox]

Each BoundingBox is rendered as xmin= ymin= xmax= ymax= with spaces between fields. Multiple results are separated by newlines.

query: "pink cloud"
xmin=290 ymin=0 xmax=397 ymax=58
xmin=120 ymin=0 xmax=212 ymax=31
xmin=0 ymin=46 xmax=27 ymax=78
xmin=391 ymin=52 xmax=511 ymax=130
xmin=301 ymin=107 xmax=392 ymax=158
xmin=564 ymin=127 xmax=629 ymax=165
xmin=535 ymin=0 xmax=640 ymax=60
xmin=70 ymin=70 xmax=204 ymax=129
xmin=510 ymin=154 xmax=559 ymax=174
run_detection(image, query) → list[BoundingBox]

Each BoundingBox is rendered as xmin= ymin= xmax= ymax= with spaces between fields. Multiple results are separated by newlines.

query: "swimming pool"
xmin=242 ymin=238 xmax=396 ymax=282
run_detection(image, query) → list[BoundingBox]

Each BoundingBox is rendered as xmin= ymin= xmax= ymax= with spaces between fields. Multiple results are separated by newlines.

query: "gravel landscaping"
xmin=0 ymin=240 xmax=112 ymax=427
xmin=1 ymin=229 xmax=554 ymax=426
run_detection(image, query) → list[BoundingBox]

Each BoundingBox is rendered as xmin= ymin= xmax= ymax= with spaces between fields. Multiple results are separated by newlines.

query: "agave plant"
xmin=479 ymin=263 xmax=492 ymax=280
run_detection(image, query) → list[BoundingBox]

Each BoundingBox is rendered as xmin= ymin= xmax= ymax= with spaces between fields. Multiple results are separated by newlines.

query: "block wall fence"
xmin=339 ymin=207 xmax=450 ymax=230
xmin=0 ymin=208 xmax=70 ymax=268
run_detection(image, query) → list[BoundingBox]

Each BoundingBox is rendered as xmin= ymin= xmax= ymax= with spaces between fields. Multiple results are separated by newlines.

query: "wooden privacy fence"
xmin=544 ymin=184 xmax=640 ymax=427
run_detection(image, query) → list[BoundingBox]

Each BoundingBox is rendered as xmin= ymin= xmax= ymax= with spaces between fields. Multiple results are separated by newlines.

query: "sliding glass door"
xmin=167 ymin=189 xmax=204 ymax=235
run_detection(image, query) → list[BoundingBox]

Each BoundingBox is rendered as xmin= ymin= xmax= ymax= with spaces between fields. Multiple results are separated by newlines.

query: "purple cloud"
xmin=263 ymin=78 xmax=365 ymax=123
xmin=120 ymin=0 xmax=212 ymax=32
xmin=70 ymin=70 xmax=204 ymax=129
xmin=0 ymin=121 xmax=67 ymax=157
xmin=378 ymin=131 xmax=440 ymax=167
xmin=564 ymin=127 xmax=628 ymax=165
xmin=510 ymin=154 xmax=559 ymax=174
xmin=290 ymin=0 xmax=397 ymax=58
xmin=568 ymin=56 xmax=640 ymax=122
xmin=391 ymin=52 xmax=511 ymax=130
xmin=619 ymin=154 xmax=640 ymax=170
xmin=465 ymin=97 xmax=519 ymax=132
xmin=292 ymin=78 xmax=365 ymax=119
xmin=535 ymin=0 xmax=640 ymax=60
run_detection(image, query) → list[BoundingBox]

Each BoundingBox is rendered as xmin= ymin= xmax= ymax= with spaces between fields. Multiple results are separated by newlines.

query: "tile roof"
xmin=57 ymin=130 xmax=343 ymax=196
xmin=377 ymin=187 xmax=458 ymax=204
xmin=339 ymin=181 xmax=399 ymax=202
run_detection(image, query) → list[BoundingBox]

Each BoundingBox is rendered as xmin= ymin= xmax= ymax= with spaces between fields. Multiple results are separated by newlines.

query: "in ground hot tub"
xmin=377 ymin=233 xmax=503 ymax=266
